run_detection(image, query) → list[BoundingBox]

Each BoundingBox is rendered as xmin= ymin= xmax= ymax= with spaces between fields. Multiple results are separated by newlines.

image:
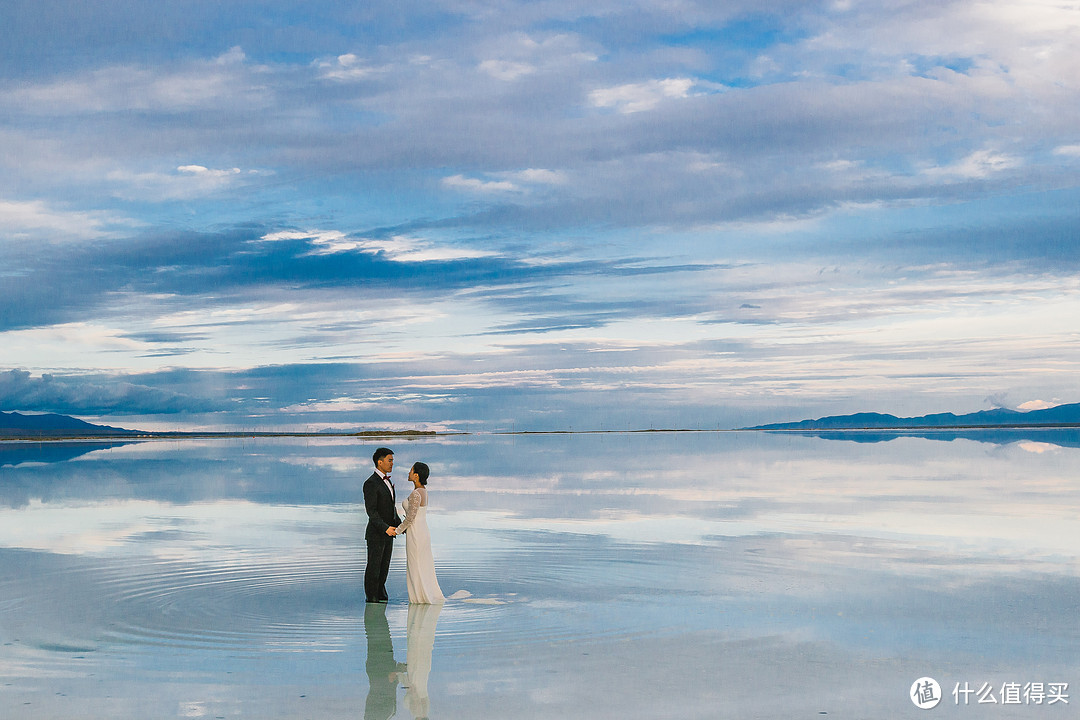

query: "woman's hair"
xmin=412 ymin=461 xmax=430 ymax=486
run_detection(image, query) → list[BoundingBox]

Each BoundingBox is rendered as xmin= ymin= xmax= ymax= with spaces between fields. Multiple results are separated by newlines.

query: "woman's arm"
xmin=396 ymin=488 xmax=422 ymax=534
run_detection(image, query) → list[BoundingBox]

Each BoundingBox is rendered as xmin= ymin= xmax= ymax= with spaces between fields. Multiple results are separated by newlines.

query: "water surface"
xmin=1 ymin=432 xmax=1077 ymax=718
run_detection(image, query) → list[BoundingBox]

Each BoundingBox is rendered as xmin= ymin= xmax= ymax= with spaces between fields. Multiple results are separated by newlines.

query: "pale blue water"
xmin=1 ymin=431 xmax=1077 ymax=718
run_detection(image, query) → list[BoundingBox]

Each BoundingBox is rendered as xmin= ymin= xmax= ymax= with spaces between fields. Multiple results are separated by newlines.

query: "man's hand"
xmin=386 ymin=526 xmax=398 ymax=536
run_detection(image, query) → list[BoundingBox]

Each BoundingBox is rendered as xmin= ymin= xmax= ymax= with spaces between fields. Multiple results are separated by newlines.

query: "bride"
xmin=396 ymin=461 xmax=445 ymax=604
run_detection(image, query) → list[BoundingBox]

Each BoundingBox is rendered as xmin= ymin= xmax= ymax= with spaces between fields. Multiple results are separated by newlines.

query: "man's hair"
xmin=372 ymin=447 xmax=394 ymax=465
xmin=412 ymin=461 xmax=430 ymax=486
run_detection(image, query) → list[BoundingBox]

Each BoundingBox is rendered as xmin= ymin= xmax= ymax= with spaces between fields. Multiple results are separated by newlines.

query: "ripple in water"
xmin=89 ymin=552 xmax=366 ymax=651
xmin=2 ymin=540 xmax=676 ymax=661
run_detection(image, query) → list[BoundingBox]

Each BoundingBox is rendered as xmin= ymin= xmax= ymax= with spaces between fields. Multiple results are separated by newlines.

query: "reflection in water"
xmin=1 ymin=433 xmax=1078 ymax=718
xmin=773 ymin=426 xmax=1080 ymax=449
xmin=362 ymin=603 xmax=442 ymax=720
xmin=363 ymin=603 xmax=404 ymax=720
xmin=401 ymin=603 xmax=441 ymax=719
xmin=0 ymin=440 xmax=136 ymax=467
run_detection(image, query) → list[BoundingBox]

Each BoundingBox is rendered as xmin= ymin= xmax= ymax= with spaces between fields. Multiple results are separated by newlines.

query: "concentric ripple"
xmin=89 ymin=551 xmax=367 ymax=651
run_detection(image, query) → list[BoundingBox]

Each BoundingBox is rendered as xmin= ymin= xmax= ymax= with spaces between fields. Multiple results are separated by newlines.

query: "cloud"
xmin=0 ymin=223 xmax=639 ymax=340
xmin=479 ymin=59 xmax=536 ymax=81
xmin=0 ymin=198 xmax=133 ymax=240
xmin=106 ymin=165 xmax=262 ymax=201
xmin=2 ymin=0 xmax=1080 ymax=431
xmin=1017 ymin=400 xmax=1059 ymax=411
xmin=280 ymin=393 xmax=456 ymax=413
xmin=259 ymin=230 xmax=498 ymax=261
xmin=505 ymin=168 xmax=568 ymax=185
xmin=0 ymin=369 xmax=217 ymax=415
xmin=3 ymin=5 xmax=1075 ymax=236
xmin=923 ymin=149 xmax=1023 ymax=179
xmin=476 ymin=31 xmax=598 ymax=82
xmin=5 ymin=47 xmax=265 ymax=115
xmin=589 ymin=78 xmax=696 ymax=113
xmin=315 ymin=53 xmax=384 ymax=81
xmin=440 ymin=169 xmax=568 ymax=198
xmin=442 ymin=174 xmax=522 ymax=194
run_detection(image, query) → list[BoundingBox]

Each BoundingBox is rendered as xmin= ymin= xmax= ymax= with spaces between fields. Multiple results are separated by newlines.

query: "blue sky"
xmin=2 ymin=0 xmax=1079 ymax=432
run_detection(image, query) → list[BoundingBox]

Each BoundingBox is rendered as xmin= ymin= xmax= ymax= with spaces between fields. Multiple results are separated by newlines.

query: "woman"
xmin=396 ymin=461 xmax=445 ymax=604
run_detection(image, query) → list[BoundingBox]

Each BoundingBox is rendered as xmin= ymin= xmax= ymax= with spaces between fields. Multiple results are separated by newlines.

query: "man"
xmin=364 ymin=447 xmax=401 ymax=603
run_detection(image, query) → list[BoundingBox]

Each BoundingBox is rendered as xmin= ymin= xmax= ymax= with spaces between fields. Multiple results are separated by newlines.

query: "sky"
xmin=1 ymin=0 xmax=1079 ymax=432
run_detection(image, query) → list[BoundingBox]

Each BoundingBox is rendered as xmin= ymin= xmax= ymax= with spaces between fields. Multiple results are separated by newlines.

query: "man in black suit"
xmin=364 ymin=447 xmax=401 ymax=603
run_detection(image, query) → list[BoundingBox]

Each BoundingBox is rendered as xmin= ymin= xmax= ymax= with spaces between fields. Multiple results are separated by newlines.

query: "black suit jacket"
xmin=364 ymin=471 xmax=402 ymax=541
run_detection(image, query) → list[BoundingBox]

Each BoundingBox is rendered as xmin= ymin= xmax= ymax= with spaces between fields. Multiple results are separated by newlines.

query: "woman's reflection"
xmin=400 ymin=602 xmax=442 ymax=719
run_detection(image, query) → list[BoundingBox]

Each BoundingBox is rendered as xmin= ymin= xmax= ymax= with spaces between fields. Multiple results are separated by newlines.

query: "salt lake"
xmin=1 ymin=430 xmax=1077 ymax=718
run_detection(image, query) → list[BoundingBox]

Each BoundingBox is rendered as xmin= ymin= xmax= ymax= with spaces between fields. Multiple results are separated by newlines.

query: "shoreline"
xmin=4 ymin=423 xmax=1080 ymax=443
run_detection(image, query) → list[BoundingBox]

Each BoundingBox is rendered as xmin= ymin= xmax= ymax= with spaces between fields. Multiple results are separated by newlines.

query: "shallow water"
xmin=1 ymin=431 xmax=1077 ymax=718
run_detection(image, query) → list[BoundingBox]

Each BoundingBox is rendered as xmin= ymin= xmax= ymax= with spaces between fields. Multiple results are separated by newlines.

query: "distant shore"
xmin=0 ymin=430 xmax=444 ymax=442
xmin=4 ymin=423 xmax=1080 ymax=442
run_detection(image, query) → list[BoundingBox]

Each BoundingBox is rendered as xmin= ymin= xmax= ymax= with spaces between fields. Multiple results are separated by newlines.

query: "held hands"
xmin=386 ymin=526 xmax=398 ymax=536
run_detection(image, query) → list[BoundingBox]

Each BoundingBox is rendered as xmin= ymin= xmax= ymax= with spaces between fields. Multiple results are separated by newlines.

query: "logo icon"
xmin=911 ymin=677 xmax=942 ymax=709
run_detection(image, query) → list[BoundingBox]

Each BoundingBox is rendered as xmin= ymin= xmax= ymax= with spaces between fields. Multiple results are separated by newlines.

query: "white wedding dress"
xmin=397 ymin=487 xmax=445 ymax=604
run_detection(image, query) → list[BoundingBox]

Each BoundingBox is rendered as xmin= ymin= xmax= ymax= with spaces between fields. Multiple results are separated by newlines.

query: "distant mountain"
xmin=0 ymin=411 xmax=139 ymax=438
xmin=748 ymin=402 xmax=1080 ymax=430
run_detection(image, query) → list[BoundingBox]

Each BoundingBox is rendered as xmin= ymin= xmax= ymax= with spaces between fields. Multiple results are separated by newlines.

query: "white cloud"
xmin=107 ymin=165 xmax=260 ymax=201
xmin=261 ymin=229 xmax=369 ymax=254
xmin=1053 ymin=144 xmax=1080 ymax=157
xmin=819 ymin=159 xmax=860 ymax=172
xmin=6 ymin=48 xmax=266 ymax=115
xmin=1017 ymin=399 xmax=1058 ymax=411
xmin=315 ymin=53 xmax=384 ymax=81
xmin=442 ymin=174 xmax=521 ymax=193
xmin=361 ymin=237 xmax=498 ymax=262
xmin=1016 ymin=441 xmax=1058 ymax=454
xmin=923 ymin=149 xmax=1022 ymax=179
xmin=0 ymin=198 xmax=132 ymax=239
xmin=177 ymin=165 xmax=241 ymax=177
xmin=506 ymin=168 xmax=568 ymax=185
xmin=443 ymin=169 xmax=567 ymax=194
xmin=259 ymin=230 xmax=497 ymax=262
xmin=261 ymin=229 xmax=349 ymax=245
xmin=476 ymin=31 xmax=598 ymax=82
xmin=281 ymin=393 xmax=453 ymax=413
xmin=589 ymin=78 xmax=695 ymax=113
xmin=479 ymin=59 xmax=536 ymax=81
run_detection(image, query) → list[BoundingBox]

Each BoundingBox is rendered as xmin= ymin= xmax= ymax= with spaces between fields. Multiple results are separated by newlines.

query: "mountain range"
xmin=748 ymin=403 xmax=1080 ymax=430
xmin=0 ymin=411 xmax=139 ymax=438
xmin=4 ymin=403 xmax=1080 ymax=440
xmin=0 ymin=411 xmax=436 ymax=440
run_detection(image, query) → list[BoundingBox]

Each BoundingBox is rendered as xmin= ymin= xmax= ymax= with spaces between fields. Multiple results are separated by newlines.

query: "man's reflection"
xmin=401 ymin=603 xmax=441 ymax=719
xmin=363 ymin=603 xmax=403 ymax=720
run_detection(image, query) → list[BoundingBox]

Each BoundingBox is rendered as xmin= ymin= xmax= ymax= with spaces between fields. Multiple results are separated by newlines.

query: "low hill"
xmin=749 ymin=402 xmax=1080 ymax=430
xmin=0 ymin=411 xmax=139 ymax=438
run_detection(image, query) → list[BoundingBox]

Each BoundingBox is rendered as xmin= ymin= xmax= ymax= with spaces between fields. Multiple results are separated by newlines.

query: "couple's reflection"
xmin=364 ymin=602 xmax=441 ymax=720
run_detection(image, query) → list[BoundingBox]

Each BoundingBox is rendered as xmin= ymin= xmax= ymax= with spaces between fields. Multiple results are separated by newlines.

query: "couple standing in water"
xmin=364 ymin=447 xmax=444 ymax=605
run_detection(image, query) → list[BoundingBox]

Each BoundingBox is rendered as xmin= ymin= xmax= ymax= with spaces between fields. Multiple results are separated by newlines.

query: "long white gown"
xmin=397 ymin=487 xmax=445 ymax=604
